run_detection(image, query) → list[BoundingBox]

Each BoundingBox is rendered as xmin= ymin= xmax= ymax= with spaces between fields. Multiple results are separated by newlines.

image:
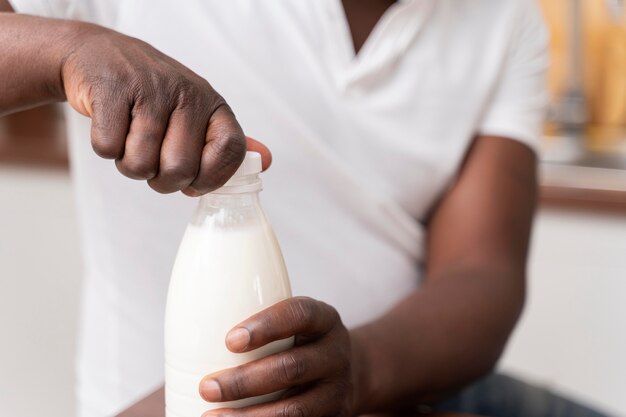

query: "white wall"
xmin=501 ymin=206 xmax=626 ymax=417
xmin=0 ymin=167 xmax=81 ymax=417
xmin=1 ymin=166 xmax=625 ymax=417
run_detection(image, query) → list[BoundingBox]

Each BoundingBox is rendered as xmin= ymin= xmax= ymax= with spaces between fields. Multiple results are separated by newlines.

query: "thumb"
xmin=246 ymin=136 xmax=272 ymax=171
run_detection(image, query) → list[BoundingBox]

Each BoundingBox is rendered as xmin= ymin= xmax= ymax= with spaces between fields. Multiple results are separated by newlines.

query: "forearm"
xmin=0 ymin=13 xmax=83 ymax=115
xmin=352 ymin=264 xmax=525 ymax=413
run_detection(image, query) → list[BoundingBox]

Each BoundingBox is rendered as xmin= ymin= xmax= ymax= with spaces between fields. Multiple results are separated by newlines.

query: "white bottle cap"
xmin=231 ymin=151 xmax=262 ymax=178
xmin=219 ymin=151 xmax=263 ymax=191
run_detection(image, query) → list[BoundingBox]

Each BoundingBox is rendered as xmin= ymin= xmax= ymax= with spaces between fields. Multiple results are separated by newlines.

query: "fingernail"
xmin=200 ymin=379 xmax=222 ymax=402
xmin=226 ymin=327 xmax=250 ymax=351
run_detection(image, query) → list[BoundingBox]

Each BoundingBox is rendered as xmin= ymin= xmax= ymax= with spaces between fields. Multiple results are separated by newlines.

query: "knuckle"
xmin=199 ymin=131 xmax=246 ymax=190
xmin=195 ymin=78 xmax=224 ymax=110
xmin=211 ymin=128 xmax=246 ymax=169
xmin=228 ymin=371 xmax=248 ymax=400
xmin=90 ymin=74 xmax=117 ymax=96
xmin=89 ymin=87 xmax=129 ymax=160
xmin=148 ymin=70 xmax=169 ymax=93
xmin=276 ymin=353 xmax=306 ymax=384
xmin=116 ymin=157 xmax=157 ymax=180
xmin=289 ymin=298 xmax=317 ymax=327
xmin=174 ymin=77 xmax=202 ymax=110
xmin=91 ymin=74 xmax=131 ymax=103
xmin=91 ymin=134 xmax=122 ymax=159
xmin=131 ymin=74 xmax=173 ymax=113
xmin=187 ymin=171 xmax=221 ymax=194
xmin=189 ymin=180 xmax=219 ymax=195
xmin=128 ymin=74 xmax=151 ymax=99
xmin=280 ymin=401 xmax=307 ymax=417
xmin=207 ymin=93 xmax=227 ymax=112
xmin=259 ymin=311 xmax=275 ymax=334
xmin=158 ymin=158 xmax=198 ymax=187
xmin=147 ymin=179 xmax=174 ymax=194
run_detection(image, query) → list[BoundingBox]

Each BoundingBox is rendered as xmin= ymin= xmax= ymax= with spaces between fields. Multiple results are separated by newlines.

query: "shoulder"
xmin=439 ymin=0 xmax=547 ymax=54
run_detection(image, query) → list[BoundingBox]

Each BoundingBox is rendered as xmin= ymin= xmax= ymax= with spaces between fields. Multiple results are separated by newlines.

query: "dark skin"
xmin=198 ymin=136 xmax=534 ymax=417
xmin=1 ymin=2 xmax=535 ymax=417
xmin=342 ymin=0 xmax=397 ymax=54
xmin=0 ymin=6 xmax=271 ymax=193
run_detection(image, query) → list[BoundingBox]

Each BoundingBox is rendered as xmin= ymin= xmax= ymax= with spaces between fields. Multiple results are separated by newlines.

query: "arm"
xmin=0 ymin=4 xmax=69 ymax=112
xmin=353 ymin=135 xmax=536 ymax=409
xmin=0 ymin=4 xmax=269 ymax=193
xmin=196 ymin=136 xmax=536 ymax=417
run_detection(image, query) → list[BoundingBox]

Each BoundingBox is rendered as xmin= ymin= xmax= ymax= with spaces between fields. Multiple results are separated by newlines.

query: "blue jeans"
xmin=428 ymin=374 xmax=613 ymax=417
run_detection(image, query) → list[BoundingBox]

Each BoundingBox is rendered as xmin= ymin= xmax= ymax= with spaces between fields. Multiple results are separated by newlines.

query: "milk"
xmin=164 ymin=153 xmax=293 ymax=417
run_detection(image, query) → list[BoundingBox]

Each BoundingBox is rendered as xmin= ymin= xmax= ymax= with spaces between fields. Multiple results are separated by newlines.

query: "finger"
xmin=200 ymin=344 xmax=338 ymax=402
xmin=226 ymin=297 xmax=339 ymax=353
xmin=202 ymin=382 xmax=346 ymax=417
xmin=115 ymin=105 xmax=169 ymax=180
xmin=147 ymin=108 xmax=206 ymax=193
xmin=183 ymin=135 xmax=271 ymax=197
xmin=245 ymin=136 xmax=272 ymax=171
xmin=182 ymin=104 xmax=246 ymax=195
xmin=90 ymin=92 xmax=130 ymax=159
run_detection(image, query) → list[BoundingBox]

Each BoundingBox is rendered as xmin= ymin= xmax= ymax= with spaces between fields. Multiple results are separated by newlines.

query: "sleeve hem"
xmin=477 ymin=124 xmax=541 ymax=155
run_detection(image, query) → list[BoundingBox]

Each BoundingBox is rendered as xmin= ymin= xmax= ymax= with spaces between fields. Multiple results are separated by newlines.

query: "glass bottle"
xmin=164 ymin=152 xmax=293 ymax=417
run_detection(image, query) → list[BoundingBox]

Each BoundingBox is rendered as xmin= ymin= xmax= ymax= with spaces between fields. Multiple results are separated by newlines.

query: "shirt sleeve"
xmin=477 ymin=0 xmax=550 ymax=154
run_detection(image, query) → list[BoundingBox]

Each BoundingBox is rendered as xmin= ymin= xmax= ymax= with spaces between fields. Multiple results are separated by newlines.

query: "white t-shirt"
xmin=9 ymin=1 xmax=548 ymax=416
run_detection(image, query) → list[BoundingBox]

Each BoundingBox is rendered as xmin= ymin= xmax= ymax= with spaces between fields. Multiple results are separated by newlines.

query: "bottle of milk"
xmin=164 ymin=152 xmax=293 ymax=417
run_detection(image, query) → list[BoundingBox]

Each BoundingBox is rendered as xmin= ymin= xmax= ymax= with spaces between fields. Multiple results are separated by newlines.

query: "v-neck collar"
xmin=316 ymin=0 xmax=433 ymax=92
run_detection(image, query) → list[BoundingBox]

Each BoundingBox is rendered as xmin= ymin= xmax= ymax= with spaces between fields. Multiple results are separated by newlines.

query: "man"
xmin=0 ymin=1 xmax=610 ymax=417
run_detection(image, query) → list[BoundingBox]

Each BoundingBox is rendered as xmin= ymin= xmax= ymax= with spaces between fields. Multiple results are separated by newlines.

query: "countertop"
xmin=540 ymin=126 xmax=626 ymax=212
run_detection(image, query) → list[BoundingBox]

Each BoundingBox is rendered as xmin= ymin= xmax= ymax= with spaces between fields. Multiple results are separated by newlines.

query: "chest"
xmin=113 ymin=0 xmax=502 ymax=220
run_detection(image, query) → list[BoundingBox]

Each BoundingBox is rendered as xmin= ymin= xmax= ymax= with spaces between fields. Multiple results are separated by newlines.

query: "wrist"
xmin=55 ymin=20 xmax=108 ymax=99
xmin=0 ymin=15 xmax=102 ymax=112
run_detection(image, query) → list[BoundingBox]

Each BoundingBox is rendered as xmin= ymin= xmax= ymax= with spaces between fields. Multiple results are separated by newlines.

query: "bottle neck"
xmin=198 ymin=190 xmax=261 ymax=210
xmin=193 ymin=174 xmax=264 ymax=229
xmin=198 ymin=173 xmax=262 ymax=209
xmin=213 ymin=173 xmax=262 ymax=194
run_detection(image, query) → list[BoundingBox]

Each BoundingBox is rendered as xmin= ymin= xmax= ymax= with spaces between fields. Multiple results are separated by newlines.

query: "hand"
xmin=199 ymin=297 xmax=367 ymax=417
xmin=60 ymin=23 xmax=270 ymax=195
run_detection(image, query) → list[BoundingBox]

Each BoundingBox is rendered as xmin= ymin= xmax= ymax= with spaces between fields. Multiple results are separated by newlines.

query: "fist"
xmin=60 ymin=24 xmax=269 ymax=195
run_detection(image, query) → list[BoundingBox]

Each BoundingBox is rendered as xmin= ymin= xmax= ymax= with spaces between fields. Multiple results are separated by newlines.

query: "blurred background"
xmin=1 ymin=1 xmax=625 ymax=416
